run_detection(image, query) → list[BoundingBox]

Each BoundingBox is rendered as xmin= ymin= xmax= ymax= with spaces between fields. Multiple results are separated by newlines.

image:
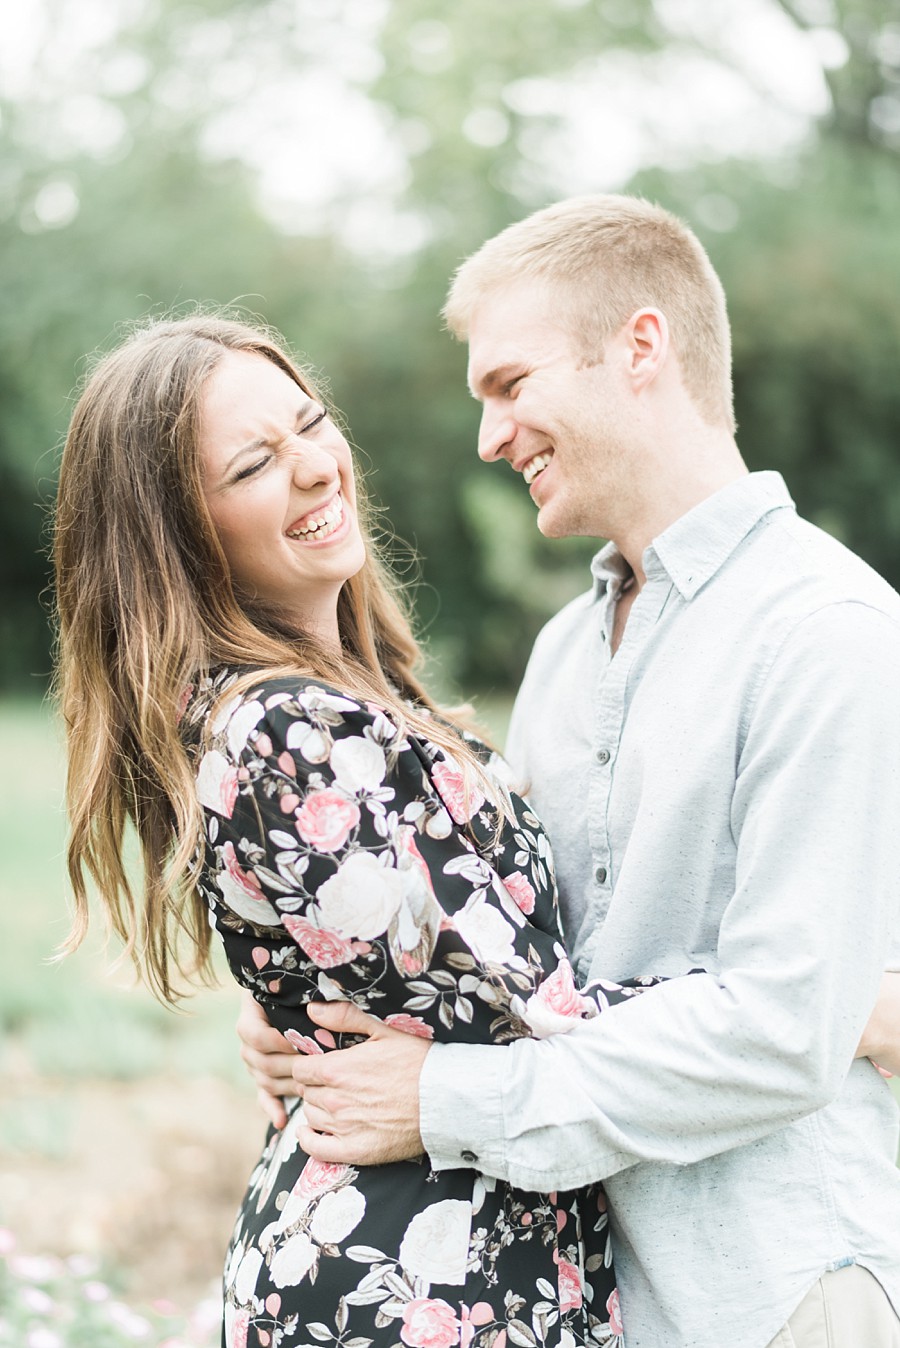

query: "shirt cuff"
xmin=419 ymin=1041 xmax=510 ymax=1178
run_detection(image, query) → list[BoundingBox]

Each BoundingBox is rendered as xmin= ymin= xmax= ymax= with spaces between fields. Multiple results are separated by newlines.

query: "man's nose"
xmin=477 ymin=404 xmax=517 ymax=462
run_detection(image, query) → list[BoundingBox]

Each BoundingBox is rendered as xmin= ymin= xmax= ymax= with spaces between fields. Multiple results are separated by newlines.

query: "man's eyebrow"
xmin=469 ymin=364 xmax=520 ymax=399
xmin=220 ymin=398 xmax=318 ymax=475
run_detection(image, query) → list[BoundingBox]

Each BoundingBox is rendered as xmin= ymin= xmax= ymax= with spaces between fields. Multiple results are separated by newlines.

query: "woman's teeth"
xmin=287 ymin=496 xmax=344 ymax=541
xmin=523 ymin=453 xmax=552 ymax=485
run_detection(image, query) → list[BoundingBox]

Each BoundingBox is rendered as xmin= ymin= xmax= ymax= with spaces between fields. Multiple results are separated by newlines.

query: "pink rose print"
xmin=400 ymin=828 xmax=436 ymax=891
xmin=296 ymin=789 xmax=361 ymax=852
xmin=282 ymin=914 xmax=356 ymax=968
xmin=384 ymin=1014 xmax=435 ymax=1040
xmin=400 ymin=1298 xmax=462 ymax=1348
xmin=431 ymin=760 xmax=486 ymax=825
xmin=230 ymin=1308 xmax=249 ymax=1348
xmin=196 ymin=749 xmax=239 ymax=818
xmin=222 ymin=842 xmax=264 ymax=901
xmin=607 ymin=1288 xmax=624 ymax=1335
xmin=296 ymin=1157 xmax=351 ymax=1200
xmin=175 ymin=682 xmax=194 ymax=724
xmin=557 ymin=1258 xmax=583 ymax=1313
xmin=254 ymin=732 xmax=273 ymax=759
xmin=503 ymin=871 xmax=536 ymax=915
xmin=536 ymin=960 xmax=590 ymax=1019
xmin=284 ymin=1029 xmax=324 ymax=1056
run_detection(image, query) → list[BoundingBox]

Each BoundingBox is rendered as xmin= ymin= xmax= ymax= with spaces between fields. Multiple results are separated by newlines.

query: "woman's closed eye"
xmin=300 ymin=406 xmax=328 ymax=434
xmin=233 ymin=455 xmax=271 ymax=483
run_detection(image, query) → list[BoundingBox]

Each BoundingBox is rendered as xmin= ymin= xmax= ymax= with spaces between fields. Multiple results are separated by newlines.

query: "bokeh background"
xmin=2 ymin=0 xmax=900 ymax=1341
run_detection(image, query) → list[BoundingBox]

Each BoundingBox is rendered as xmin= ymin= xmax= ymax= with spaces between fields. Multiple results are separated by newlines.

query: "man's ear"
xmin=625 ymin=308 xmax=668 ymax=392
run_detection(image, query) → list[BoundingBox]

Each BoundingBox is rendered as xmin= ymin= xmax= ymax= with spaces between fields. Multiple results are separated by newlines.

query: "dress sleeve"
xmin=194 ymin=676 xmax=667 ymax=1048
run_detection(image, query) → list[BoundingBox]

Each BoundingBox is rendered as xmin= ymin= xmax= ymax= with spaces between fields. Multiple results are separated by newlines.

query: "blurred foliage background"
xmin=2 ymin=0 xmax=900 ymax=1311
xmin=3 ymin=0 xmax=900 ymax=698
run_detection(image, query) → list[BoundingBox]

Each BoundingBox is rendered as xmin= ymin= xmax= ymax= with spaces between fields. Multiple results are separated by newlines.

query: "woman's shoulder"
xmin=181 ymin=666 xmax=409 ymax=763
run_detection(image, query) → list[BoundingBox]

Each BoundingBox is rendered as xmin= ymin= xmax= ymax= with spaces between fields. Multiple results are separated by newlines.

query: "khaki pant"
xmin=765 ymin=1264 xmax=900 ymax=1348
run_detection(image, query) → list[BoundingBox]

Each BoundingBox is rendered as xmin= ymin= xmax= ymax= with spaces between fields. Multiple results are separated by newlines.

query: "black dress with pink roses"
xmin=183 ymin=669 xmax=655 ymax=1348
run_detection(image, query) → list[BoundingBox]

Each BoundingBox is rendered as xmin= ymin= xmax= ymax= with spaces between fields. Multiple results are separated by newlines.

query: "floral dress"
xmin=183 ymin=670 xmax=656 ymax=1348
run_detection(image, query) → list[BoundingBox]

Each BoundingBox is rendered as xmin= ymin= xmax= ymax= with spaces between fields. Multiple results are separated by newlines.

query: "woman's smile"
xmin=286 ymin=491 xmax=346 ymax=542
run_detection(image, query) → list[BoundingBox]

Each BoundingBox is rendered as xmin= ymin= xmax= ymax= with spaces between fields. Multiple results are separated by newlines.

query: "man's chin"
xmin=536 ymin=506 xmax=602 ymax=542
xmin=535 ymin=502 xmax=562 ymax=538
xmin=536 ymin=505 xmax=575 ymax=540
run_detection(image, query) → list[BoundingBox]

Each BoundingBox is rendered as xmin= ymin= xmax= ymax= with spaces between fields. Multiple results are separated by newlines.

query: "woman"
xmin=53 ymin=314 xmax=897 ymax=1348
xmin=55 ymin=312 xmax=661 ymax=1348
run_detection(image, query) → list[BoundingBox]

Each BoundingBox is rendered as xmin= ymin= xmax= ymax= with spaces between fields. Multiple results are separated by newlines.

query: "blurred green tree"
xmin=2 ymin=0 xmax=899 ymax=696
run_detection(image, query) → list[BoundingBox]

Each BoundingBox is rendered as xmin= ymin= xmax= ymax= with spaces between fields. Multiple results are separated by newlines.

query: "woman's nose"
xmin=288 ymin=442 xmax=339 ymax=491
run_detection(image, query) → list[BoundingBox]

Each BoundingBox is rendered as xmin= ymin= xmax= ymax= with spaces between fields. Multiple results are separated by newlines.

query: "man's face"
xmin=466 ymin=282 xmax=638 ymax=540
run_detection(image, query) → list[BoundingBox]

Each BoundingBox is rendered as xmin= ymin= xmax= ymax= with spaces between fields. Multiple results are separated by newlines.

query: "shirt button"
xmin=596 ymin=748 xmax=610 ymax=764
xmin=461 ymin=1150 xmax=478 ymax=1164
xmin=595 ymin=866 xmax=608 ymax=885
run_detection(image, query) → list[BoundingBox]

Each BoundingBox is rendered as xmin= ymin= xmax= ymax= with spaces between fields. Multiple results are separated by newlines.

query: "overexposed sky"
xmin=1 ymin=0 xmax=844 ymax=250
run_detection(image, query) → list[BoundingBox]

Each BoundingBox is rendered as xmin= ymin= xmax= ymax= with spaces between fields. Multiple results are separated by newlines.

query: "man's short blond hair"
xmin=444 ymin=194 xmax=735 ymax=433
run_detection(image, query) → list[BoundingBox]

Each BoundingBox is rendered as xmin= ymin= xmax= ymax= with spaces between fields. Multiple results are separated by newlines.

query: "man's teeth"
xmin=287 ymin=496 xmax=344 ymax=540
xmin=522 ymin=453 xmax=552 ymax=485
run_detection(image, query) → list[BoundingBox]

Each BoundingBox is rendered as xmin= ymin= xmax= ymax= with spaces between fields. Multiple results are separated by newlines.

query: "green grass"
xmin=0 ymin=699 xmax=246 ymax=1084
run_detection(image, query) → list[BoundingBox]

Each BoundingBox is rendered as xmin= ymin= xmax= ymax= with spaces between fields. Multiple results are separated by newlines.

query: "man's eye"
xmin=233 ymin=456 xmax=270 ymax=482
xmin=502 ymin=377 xmax=523 ymax=397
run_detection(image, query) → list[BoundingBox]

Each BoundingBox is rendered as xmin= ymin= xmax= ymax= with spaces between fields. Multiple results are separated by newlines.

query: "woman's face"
xmin=198 ymin=349 xmax=367 ymax=644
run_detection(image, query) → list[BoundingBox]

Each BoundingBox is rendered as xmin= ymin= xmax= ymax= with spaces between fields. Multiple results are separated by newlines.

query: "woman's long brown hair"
xmin=53 ymin=314 xmax=493 ymax=1004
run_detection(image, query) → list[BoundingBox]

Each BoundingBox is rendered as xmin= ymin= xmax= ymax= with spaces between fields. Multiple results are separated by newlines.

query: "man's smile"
xmin=522 ymin=451 xmax=553 ymax=486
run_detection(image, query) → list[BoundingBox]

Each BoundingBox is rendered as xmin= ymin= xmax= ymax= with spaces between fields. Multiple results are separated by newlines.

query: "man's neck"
xmin=615 ymin=454 xmax=748 ymax=589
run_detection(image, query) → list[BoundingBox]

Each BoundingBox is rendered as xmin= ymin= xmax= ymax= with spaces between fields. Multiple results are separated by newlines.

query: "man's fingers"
xmin=298 ymin=1098 xmax=337 ymax=1134
xmin=240 ymin=1043 xmax=297 ymax=1080
xmin=250 ymin=1069 xmax=297 ymax=1097
xmin=292 ymin=1053 xmax=337 ymax=1090
xmin=294 ymin=1123 xmax=350 ymax=1164
xmin=306 ymin=1000 xmax=386 ymax=1037
xmin=258 ymin=1088 xmax=288 ymax=1131
xmin=237 ymin=991 xmax=293 ymax=1054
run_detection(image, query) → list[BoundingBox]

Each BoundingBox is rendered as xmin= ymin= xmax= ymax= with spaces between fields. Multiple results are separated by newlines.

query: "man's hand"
xmin=292 ymin=1001 xmax=432 ymax=1166
xmin=857 ymin=971 xmax=900 ymax=1078
xmin=236 ymin=989 xmax=299 ymax=1129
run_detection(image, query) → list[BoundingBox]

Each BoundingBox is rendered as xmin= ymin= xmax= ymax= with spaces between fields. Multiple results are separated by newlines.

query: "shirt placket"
xmin=578 ymin=570 xmax=674 ymax=982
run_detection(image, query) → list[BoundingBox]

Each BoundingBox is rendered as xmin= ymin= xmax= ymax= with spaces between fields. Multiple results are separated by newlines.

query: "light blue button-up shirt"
xmin=420 ymin=473 xmax=900 ymax=1348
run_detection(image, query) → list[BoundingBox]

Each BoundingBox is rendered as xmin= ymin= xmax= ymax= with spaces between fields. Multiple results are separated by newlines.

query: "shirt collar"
xmin=591 ymin=471 xmax=796 ymax=602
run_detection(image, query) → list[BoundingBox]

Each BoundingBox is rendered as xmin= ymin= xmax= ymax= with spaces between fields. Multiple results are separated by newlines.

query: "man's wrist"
xmin=419 ymin=1041 xmax=507 ymax=1175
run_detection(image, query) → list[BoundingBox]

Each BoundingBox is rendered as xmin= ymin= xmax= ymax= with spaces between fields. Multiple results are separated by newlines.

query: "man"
xmin=238 ymin=196 xmax=900 ymax=1347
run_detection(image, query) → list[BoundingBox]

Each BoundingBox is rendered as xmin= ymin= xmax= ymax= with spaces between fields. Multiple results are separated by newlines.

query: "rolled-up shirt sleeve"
xmin=420 ymin=601 xmax=900 ymax=1190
